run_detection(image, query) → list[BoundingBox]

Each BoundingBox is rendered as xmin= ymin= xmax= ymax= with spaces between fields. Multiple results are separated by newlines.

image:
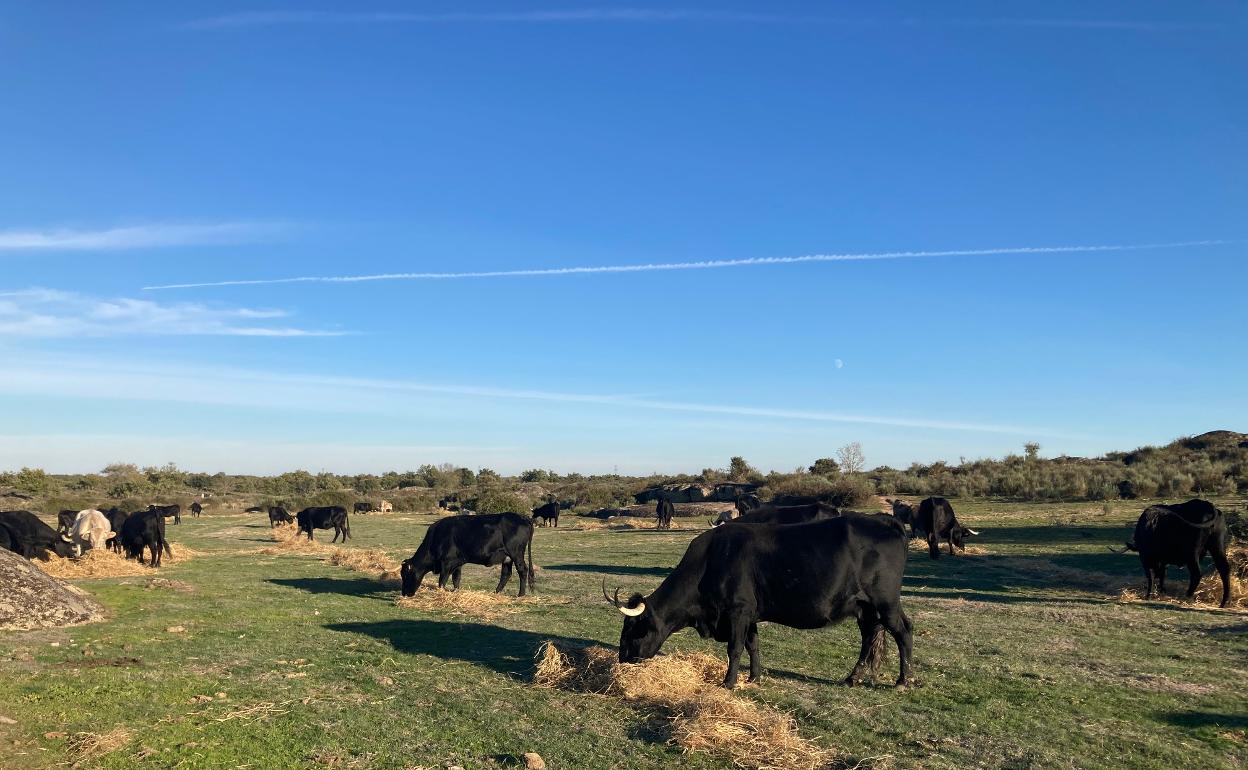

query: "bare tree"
xmin=836 ymin=442 xmax=865 ymax=474
xmin=1024 ymin=442 xmax=1041 ymax=461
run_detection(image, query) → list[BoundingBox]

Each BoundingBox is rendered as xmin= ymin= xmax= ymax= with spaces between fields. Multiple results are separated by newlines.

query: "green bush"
xmin=476 ymin=491 xmax=529 ymax=514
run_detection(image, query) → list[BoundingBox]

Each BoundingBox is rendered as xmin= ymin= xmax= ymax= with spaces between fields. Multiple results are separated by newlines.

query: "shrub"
xmin=476 ymin=491 xmax=530 ymax=514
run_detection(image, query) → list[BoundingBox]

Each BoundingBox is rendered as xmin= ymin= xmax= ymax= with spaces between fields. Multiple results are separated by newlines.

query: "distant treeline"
xmin=2 ymin=431 xmax=1244 ymax=514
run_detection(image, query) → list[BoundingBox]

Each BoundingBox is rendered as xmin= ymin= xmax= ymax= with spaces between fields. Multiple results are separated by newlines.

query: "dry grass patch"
xmin=394 ymin=586 xmax=524 ymax=620
xmin=1115 ymin=545 xmax=1248 ymax=610
xmin=329 ymin=548 xmax=403 ymax=587
xmin=67 ymin=727 xmax=132 ymax=767
xmin=533 ymin=642 xmax=842 ymax=770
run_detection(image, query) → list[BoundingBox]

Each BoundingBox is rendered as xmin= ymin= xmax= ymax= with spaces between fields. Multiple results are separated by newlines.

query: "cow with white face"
xmin=69 ymin=509 xmax=115 ymax=556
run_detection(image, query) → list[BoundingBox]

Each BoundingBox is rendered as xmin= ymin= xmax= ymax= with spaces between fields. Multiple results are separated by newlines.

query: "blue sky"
xmin=1 ymin=1 xmax=1244 ymax=474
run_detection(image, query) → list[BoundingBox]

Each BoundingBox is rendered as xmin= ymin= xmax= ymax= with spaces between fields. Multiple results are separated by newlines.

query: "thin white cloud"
xmin=0 ymin=222 xmax=286 ymax=251
xmin=181 ymin=10 xmax=1221 ymax=32
xmin=0 ymin=354 xmax=1079 ymax=438
xmin=142 ymin=240 xmax=1229 ymax=290
xmin=183 ymin=9 xmax=801 ymax=29
xmin=0 ymin=288 xmax=342 ymax=337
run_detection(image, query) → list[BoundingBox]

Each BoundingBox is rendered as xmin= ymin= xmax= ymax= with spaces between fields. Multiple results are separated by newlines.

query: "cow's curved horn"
xmin=602 ymin=578 xmax=620 ymax=607
xmin=965 ymin=528 xmax=980 ymax=536
xmin=60 ymin=533 xmax=72 ymax=543
xmin=618 ymin=602 xmax=645 ymax=617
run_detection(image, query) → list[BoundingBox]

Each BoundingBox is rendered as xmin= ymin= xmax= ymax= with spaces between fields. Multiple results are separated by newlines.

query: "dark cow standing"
xmin=887 ymin=499 xmax=918 ymax=537
xmin=354 ymin=502 xmax=380 ymax=514
xmin=101 ymin=508 xmax=130 ymax=553
xmin=734 ymin=494 xmax=762 ymax=516
xmin=57 ymin=509 xmax=78 ymax=536
xmin=119 ymin=510 xmax=168 ymax=566
xmin=0 ymin=510 xmax=75 ymax=558
xmin=606 ymin=513 xmax=914 ymax=689
xmin=915 ymin=497 xmax=978 ymax=559
xmin=532 ymin=501 xmax=560 ymax=528
xmin=400 ymin=512 xmax=535 ymax=596
xmin=296 ymin=506 xmax=351 ymax=542
xmin=148 ymin=503 xmax=181 ymax=525
xmin=268 ymin=506 xmax=295 ymax=527
xmin=733 ymin=502 xmax=839 ymax=526
xmin=1116 ymin=499 xmax=1232 ymax=607
xmin=190 ymin=501 xmax=203 ymax=517
xmin=656 ymin=499 xmax=675 ymax=529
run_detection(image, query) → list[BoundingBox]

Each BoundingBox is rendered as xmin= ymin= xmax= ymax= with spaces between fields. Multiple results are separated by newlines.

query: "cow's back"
xmin=917 ymin=497 xmax=955 ymax=534
xmin=734 ymin=503 xmax=837 ymax=526
xmin=1135 ymin=500 xmax=1226 ymax=562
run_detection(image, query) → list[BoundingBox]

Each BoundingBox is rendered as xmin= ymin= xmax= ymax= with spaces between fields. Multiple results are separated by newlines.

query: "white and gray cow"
xmin=69 ymin=509 xmax=115 ymax=555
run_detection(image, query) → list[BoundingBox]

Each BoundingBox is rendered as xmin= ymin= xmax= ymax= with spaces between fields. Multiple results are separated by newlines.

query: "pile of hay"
xmin=329 ymin=548 xmax=403 ymax=587
xmin=534 ymin=643 xmax=837 ymax=770
xmin=36 ymin=549 xmax=150 ymax=579
xmin=261 ymin=524 xmax=334 ymax=555
xmin=66 ymin=727 xmax=131 ymax=767
xmin=906 ymin=538 xmax=986 ymax=556
xmin=394 ymin=586 xmax=522 ymax=619
xmin=1194 ymin=543 xmax=1248 ymax=609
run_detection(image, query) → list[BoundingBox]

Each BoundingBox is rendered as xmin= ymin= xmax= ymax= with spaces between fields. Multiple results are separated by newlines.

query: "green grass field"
xmin=2 ymin=501 xmax=1245 ymax=769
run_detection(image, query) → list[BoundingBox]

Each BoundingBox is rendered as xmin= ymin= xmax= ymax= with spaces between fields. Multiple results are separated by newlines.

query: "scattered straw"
xmin=394 ymin=586 xmax=522 ymax=620
xmin=67 ymin=727 xmax=132 ymax=767
xmin=36 ymin=549 xmax=151 ymax=579
xmin=1117 ymin=545 xmax=1248 ymax=610
xmin=907 ymin=538 xmax=986 ymax=556
xmin=329 ymin=548 xmax=403 ymax=588
xmin=213 ymin=701 xmax=291 ymax=723
xmin=534 ymin=642 xmax=838 ymax=770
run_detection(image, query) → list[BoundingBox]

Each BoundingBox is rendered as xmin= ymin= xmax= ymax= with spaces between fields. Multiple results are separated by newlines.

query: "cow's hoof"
xmin=842 ymin=675 xmax=860 ymax=687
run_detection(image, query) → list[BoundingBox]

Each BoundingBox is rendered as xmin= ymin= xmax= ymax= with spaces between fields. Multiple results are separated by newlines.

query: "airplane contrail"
xmin=141 ymin=240 xmax=1230 ymax=290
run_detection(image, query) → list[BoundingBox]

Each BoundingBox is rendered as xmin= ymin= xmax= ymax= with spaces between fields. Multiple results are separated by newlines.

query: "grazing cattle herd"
xmin=0 ymin=493 xmax=1239 ymax=694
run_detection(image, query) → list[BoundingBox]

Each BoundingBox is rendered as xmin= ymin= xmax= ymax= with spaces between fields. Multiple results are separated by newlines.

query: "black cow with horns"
xmin=400 ymin=512 xmax=535 ymax=596
xmin=605 ymin=513 xmax=914 ymax=689
xmin=732 ymin=502 xmax=839 ymax=526
xmin=531 ymin=501 xmax=560 ymax=528
xmin=915 ymin=497 xmax=978 ymax=558
xmin=296 ymin=506 xmax=351 ymax=542
xmin=1113 ymin=499 xmax=1232 ymax=607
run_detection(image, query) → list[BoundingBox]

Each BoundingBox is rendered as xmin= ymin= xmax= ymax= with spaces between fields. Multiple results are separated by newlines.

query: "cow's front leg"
xmin=451 ymin=567 xmax=463 ymax=590
xmin=437 ymin=565 xmax=451 ymax=590
xmin=927 ymin=532 xmax=940 ymax=560
xmin=1155 ymin=565 xmax=1167 ymax=596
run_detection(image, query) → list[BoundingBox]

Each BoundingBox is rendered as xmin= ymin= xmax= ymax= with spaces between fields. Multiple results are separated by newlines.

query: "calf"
xmin=886 ymin=499 xmax=917 ymax=536
xmin=268 ymin=506 xmax=295 ymax=527
xmin=69 ymin=509 xmax=114 ymax=555
xmin=119 ymin=510 xmax=169 ymax=566
xmin=655 ymin=498 xmax=675 ymax=529
xmin=1115 ymin=499 xmax=1232 ymax=607
xmin=400 ymin=512 xmax=535 ymax=596
xmin=296 ymin=506 xmax=350 ymax=542
xmin=0 ymin=510 xmax=75 ymax=559
xmin=531 ymin=501 xmax=560 ymax=528
xmin=190 ymin=501 xmax=203 ymax=517
xmin=732 ymin=502 xmax=839 ymax=526
xmin=915 ymin=497 xmax=978 ymax=559
xmin=606 ymin=513 xmax=913 ymax=689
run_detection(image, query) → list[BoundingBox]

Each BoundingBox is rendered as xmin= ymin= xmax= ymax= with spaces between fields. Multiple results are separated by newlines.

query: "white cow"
xmin=709 ymin=509 xmax=739 ymax=527
xmin=69 ymin=509 xmax=114 ymax=556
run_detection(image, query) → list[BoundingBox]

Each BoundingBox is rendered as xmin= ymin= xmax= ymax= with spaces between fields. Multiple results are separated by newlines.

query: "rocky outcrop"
xmin=0 ymin=550 xmax=103 ymax=631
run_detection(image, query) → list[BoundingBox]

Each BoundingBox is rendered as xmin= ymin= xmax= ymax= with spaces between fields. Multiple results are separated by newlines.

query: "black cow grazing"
xmin=400 ymin=511 xmax=535 ymax=596
xmin=101 ymin=508 xmax=130 ymax=553
xmin=0 ymin=510 xmax=75 ymax=559
xmin=733 ymin=502 xmax=839 ymax=526
xmin=119 ymin=510 xmax=168 ymax=566
xmin=605 ymin=513 xmax=914 ymax=689
xmin=532 ymin=501 xmax=560 ymax=528
xmin=296 ymin=506 xmax=351 ymax=542
xmin=656 ymin=499 xmax=675 ymax=529
xmin=148 ymin=503 xmax=181 ymax=525
xmin=268 ymin=506 xmax=294 ymax=527
xmin=734 ymin=494 xmax=762 ymax=516
xmin=56 ymin=509 xmax=78 ymax=536
xmin=354 ymin=501 xmax=380 ymax=514
xmin=190 ymin=501 xmax=203 ymax=517
xmin=915 ymin=497 xmax=979 ymax=559
xmin=1114 ymin=499 xmax=1232 ymax=607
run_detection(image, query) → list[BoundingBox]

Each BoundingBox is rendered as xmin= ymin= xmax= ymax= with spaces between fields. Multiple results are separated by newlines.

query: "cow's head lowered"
xmin=950 ymin=524 xmax=980 ymax=550
xmin=604 ymin=580 xmax=663 ymax=663
xmin=399 ymin=559 xmax=419 ymax=597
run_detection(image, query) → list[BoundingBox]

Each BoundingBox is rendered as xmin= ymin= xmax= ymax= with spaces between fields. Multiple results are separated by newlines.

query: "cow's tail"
xmin=526 ymin=528 xmax=536 ymax=589
xmin=865 ymin=625 xmax=887 ymax=673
